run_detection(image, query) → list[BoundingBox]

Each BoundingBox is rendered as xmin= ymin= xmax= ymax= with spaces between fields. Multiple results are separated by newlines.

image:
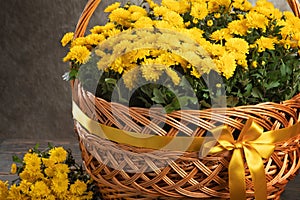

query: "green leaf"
xmin=280 ymin=60 xmax=286 ymax=76
xmin=12 ymin=155 xmax=22 ymax=163
xmin=164 ymin=98 xmax=180 ymax=113
xmin=251 ymin=87 xmax=262 ymax=98
xmin=104 ymin=78 xmax=117 ymax=85
xmin=140 ymin=86 xmax=151 ymax=97
xmin=33 ymin=143 xmax=40 ymax=152
xmin=48 ymin=142 xmax=54 ymax=149
xmin=151 ymin=88 xmax=166 ymax=104
xmin=137 ymin=97 xmax=152 ymax=108
xmin=266 ymin=81 xmax=280 ymax=90
xmin=244 ymin=83 xmax=252 ymax=96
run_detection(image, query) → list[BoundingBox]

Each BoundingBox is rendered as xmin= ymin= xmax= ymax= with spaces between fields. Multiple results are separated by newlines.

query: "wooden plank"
xmin=0 ymin=139 xmax=299 ymax=199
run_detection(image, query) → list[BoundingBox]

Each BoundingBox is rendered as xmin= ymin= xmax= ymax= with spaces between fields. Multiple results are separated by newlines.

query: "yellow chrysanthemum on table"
xmin=0 ymin=144 xmax=96 ymax=200
xmin=62 ymin=0 xmax=300 ymax=110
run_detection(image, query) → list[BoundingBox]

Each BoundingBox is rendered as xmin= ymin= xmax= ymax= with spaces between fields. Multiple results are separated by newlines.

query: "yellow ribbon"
xmin=72 ymin=101 xmax=207 ymax=151
xmin=72 ymin=101 xmax=300 ymax=200
xmin=209 ymin=118 xmax=300 ymax=200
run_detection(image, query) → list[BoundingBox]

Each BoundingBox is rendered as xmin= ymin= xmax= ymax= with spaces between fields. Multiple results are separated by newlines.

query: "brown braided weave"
xmin=71 ymin=1 xmax=300 ymax=199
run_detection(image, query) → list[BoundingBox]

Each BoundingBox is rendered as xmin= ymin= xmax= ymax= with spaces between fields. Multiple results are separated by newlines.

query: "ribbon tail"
xmin=244 ymin=147 xmax=268 ymax=200
xmin=229 ymin=149 xmax=246 ymax=200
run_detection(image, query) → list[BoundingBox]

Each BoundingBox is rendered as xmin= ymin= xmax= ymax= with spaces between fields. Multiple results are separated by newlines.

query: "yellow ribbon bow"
xmin=209 ymin=118 xmax=300 ymax=200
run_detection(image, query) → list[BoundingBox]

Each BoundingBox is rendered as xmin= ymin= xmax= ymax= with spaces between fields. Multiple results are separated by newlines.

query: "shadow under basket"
xmin=72 ymin=80 xmax=300 ymax=200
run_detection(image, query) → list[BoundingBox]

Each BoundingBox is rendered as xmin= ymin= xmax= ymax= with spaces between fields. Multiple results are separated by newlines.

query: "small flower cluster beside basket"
xmin=0 ymin=144 xmax=100 ymax=199
xmin=62 ymin=0 xmax=300 ymax=199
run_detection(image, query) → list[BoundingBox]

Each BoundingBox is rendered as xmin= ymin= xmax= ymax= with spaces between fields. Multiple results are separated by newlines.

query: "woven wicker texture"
xmin=73 ymin=81 xmax=300 ymax=199
xmin=71 ymin=1 xmax=300 ymax=199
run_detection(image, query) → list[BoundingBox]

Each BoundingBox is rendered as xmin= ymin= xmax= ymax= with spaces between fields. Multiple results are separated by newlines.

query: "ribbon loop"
xmin=210 ymin=118 xmax=276 ymax=200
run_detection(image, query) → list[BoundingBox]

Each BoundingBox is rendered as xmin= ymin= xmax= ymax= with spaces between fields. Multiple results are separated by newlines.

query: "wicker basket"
xmin=71 ymin=1 xmax=300 ymax=199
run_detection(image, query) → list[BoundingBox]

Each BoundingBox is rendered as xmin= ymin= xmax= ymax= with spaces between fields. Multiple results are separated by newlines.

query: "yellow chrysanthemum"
xmin=252 ymin=60 xmax=258 ymax=68
xmin=190 ymin=2 xmax=208 ymax=20
xmin=163 ymin=11 xmax=184 ymax=28
xmin=85 ymin=34 xmax=105 ymax=46
xmin=281 ymin=14 xmax=300 ymax=38
xmin=208 ymin=0 xmax=231 ymax=13
xmin=129 ymin=6 xmax=147 ymax=21
xmin=18 ymin=180 xmax=31 ymax=195
xmin=141 ymin=61 xmax=165 ymax=82
xmin=128 ymin=5 xmax=147 ymax=15
xmin=23 ymin=153 xmax=41 ymax=170
xmin=63 ymin=45 xmax=91 ymax=64
xmin=196 ymin=38 xmax=212 ymax=52
xmin=214 ymin=13 xmax=221 ymax=18
xmin=131 ymin=12 xmax=146 ymax=21
xmin=45 ymin=166 xmax=55 ymax=178
xmin=253 ymin=2 xmax=282 ymax=20
xmin=153 ymin=6 xmax=169 ymax=16
xmin=154 ymin=20 xmax=174 ymax=29
xmin=42 ymin=157 xmax=56 ymax=168
xmin=166 ymin=68 xmax=181 ymax=85
xmin=19 ymin=168 xmax=44 ymax=183
xmin=90 ymin=23 xmax=115 ymax=34
xmin=255 ymin=36 xmax=276 ymax=52
xmin=209 ymin=44 xmax=226 ymax=57
xmin=0 ymin=181 xmax=9 ymax=199
xmin=30 ymin=181 xmax=51 ymax=198
xmin=198 ymin=57 xmax=218 ymax=74
xmin=207 ymin=20 xmax=213 ymax=27
xmin=70 ymin=180 xmax=88 ymax=196
xmin=10 ymin=163 xmax=17 ymax=174
xmin=109 ymin=8 xmax=131 ymax=27
xmin=51 ymin=177 xmax=69 ymax=194
xmin=7 ymin=184 xmax=25 ymax=199
xmin=232 ymin=0 xmax=252 ymax=11
xmin=292 ymin=33 xmax=300 ymax=48
xmin=123 ymin=66 xmax=140 ymax=90
xmin=146 ymin=0 xmax=159 ymax=8
xmin=215 ymin=52 xmax=237 ymax=79
xmin=190 ymin=66 xmax=201 ymax=78
xmin=181 ymin=27 xmax=204 ymax=44
xmin=227 ymin=19 xmax=248 ymax=36
xmin=110 ymin=57 xmax=125 ymax=74
xmin=233 ymin=53 xmax=248 ymax=68
xmin=53 ymin=163 xmax=70 ymax=177
xmin=49 ymin=147 xmax=68 ymax=163
xmin=61 ymin=32 xmax=74 ymax=47
xmin=71 ymin=37 xmax=86 ymax=47
xmin=104 ymin=2 xmax=121 ymax=13
xmin=172 ymin=53 xmax=189 ymax=67
xmin=210 ymin=28 xmax=232 ymax=41
xmin=246 ymin=11 xmax=269 ymax=31
xmin=161 ymin=0 xmax=190 ymax=14
xmin=134 ymin=17 xmax=154 ymax=28
xmin=225 ymin=38 xmax=249 ymax=55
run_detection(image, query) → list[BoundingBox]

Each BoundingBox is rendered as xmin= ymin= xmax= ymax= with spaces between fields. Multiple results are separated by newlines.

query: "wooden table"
xmin=1 ymin=139 xmax=299 ymax=199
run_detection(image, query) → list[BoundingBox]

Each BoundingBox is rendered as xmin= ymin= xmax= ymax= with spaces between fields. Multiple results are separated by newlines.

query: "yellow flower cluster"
xmin=94 ymin=28 xmax=215 ymax=89
xmin=62 ymin=0 xmax=300 ymax=83
xmin=0 ymin=147 xmax=93 ymax=200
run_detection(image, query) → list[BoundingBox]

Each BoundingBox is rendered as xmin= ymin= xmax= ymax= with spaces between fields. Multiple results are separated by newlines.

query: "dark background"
xmin=0 ymin=0 xmax=112 ymax=140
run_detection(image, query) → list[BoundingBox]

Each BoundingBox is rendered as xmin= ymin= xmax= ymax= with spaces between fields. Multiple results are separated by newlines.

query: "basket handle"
xmin=74 ymin=0 xmax=102 ymax=39
xmin=288 ymin=0 xmax=300 ymax=17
